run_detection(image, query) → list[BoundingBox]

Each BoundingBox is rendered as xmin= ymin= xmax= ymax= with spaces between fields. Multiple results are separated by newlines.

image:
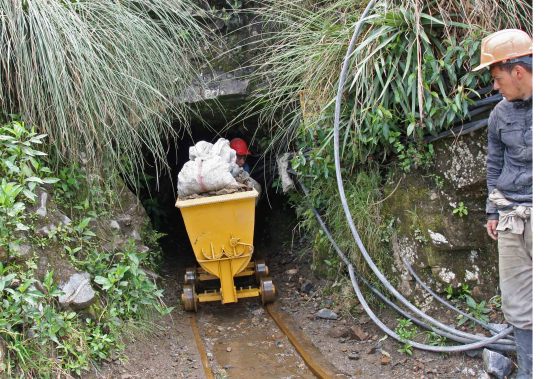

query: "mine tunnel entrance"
xmin=134 ymin=115 xmax=299 ymax=284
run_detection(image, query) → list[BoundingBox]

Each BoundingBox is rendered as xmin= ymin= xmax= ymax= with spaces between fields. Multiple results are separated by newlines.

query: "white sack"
xmin=177 ymin=138 xmax=242 ymax=197
xmin=189 ymin=138 xmax=233 ymax=163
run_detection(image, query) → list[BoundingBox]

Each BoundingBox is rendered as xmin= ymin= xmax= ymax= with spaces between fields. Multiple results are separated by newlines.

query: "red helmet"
xmin=230 ymin=138 xmax=251 ymax=155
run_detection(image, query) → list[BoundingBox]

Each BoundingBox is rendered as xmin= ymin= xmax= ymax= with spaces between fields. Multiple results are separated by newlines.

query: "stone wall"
xmin=175 ymin=0 xmax=262 ymax=127
xmin=384 ymin=128 xmax=498 ymax=303
xmin=8 ymin=180 xmax=155 ymax=311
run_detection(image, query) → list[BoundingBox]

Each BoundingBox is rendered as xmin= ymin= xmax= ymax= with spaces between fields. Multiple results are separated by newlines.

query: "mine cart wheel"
xmin=260 ymin=277 xmax=276 ymax=305
xmin=181 ymin=284 xmax=198 ymax=312
xmin=254 ymin=259 xmax=269 ymax=280
xmin=184 ymin=267 xmax=198 ymax=285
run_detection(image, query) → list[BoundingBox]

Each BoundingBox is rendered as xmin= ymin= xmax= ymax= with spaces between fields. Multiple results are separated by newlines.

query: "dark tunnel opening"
xmin=134 ymin=114 xmax=299 ymax=283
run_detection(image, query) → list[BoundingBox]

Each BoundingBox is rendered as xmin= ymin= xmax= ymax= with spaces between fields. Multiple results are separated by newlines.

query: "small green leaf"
xmin=78 ymin=217 xmax=91 ymax=230
xmin=0 ymin=274 xmax=17 ymax=292
xmin=22 ymin=189 xmax=37 ymax=201
xmin=4 ymin=160 xmax=20 ymax=173
xmin=407 ymin=123 xmax=415 ymax=136
xmin=25 ymin=176 xmax=44 ymax=184
xmin=94 ymin=276 xmax=110 ymax=287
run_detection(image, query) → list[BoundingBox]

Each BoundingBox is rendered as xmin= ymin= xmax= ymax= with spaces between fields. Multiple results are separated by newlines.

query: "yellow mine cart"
xmin=175 ymin=189 xmax=275 ymax=311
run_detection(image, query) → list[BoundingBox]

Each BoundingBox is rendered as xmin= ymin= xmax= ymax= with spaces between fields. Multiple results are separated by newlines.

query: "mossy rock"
xmin=383 ymin=132 xmax=498 ymax=299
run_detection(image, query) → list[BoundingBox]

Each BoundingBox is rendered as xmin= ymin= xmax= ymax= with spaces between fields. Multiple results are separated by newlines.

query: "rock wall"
xmin=7 ymin=180 xmax=155 ymax=311
xmin=384 ymin=128 xmax=498 ymax=303
xmin=176 ymin=0 xmax=262 ymax=128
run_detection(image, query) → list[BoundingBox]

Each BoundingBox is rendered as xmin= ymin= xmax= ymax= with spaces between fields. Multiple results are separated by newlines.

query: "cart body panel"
xmin=176 ymin=189 xmax=259 ymax=304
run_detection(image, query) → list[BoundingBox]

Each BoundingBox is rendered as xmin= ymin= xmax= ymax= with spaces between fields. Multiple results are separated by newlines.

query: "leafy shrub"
xmin=452 ymin=202 xmax=469 ymax=218
xmin=92 ymin=243 xmax=172 ymax=320
xmin=0 ymin=120 xmax=169 ymax=376
xmin=0 ymin=120 xmax=58 ymax=258
xmin=395 ymin=318 xmax=418 ymax=355
xmin=246 ymin=0 xmax=531 ymax=166
xmin=457 ymin=295 xmax=491 ymax=327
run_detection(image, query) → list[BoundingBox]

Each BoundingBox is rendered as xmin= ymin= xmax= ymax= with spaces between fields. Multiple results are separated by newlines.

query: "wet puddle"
xmin=198 ymin=301 xmax=315 ymax=378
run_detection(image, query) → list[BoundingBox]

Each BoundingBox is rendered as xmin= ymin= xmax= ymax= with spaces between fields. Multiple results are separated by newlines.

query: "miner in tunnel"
xmin=230 ymin=137 xmax=262 ymax=200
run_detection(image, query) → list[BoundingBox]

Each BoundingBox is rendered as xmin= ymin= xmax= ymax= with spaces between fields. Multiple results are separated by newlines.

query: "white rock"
xmin=59 ymin=272 xmax=95 ymax=310
xmin=36 ymin=191 xmax=48 ymax=217
xmin=428 ymin=230 xmax=449 ymax=245
xmin=437 ymin=267 xmax=456 ymax=283
xmin=316 ymin=308 xmax=338 ymax=320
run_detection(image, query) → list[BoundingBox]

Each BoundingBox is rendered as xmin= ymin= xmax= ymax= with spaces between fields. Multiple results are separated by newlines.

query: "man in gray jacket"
xmin=473 ymin=29 xmax=532 ymax=378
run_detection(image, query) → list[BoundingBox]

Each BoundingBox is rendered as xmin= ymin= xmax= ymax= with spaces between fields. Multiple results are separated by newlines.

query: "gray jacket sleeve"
xmin=486 ymin=109 xmax=503 ymax=219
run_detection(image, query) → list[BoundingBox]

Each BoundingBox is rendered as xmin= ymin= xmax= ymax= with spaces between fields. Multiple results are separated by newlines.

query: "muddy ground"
xmin=86 ymin=195 xmax=507 ymax=379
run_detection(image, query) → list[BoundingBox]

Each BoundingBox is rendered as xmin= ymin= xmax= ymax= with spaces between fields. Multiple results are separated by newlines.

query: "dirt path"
xmin=197 ymin=301 xmax=314 ymax=378
xmin=86 ymin=200 xmax=499 ymax=378
xmin=87 ymin=247 xmax=491 ymax=379
xmin=267 ymin=250 xmax=489 ymax=379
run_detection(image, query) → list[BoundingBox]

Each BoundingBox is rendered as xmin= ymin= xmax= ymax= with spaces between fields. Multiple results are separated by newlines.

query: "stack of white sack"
xmin=177 ymin=138 xmax=244 ymax=198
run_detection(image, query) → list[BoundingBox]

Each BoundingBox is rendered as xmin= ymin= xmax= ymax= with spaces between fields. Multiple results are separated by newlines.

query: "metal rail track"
xmin=189 ymin=314 xmax=215 ymax=379
xmin=266 ymin=303 xmax=347 ymax=378
xmin=188 ymin=304 xmax=348 ymax=378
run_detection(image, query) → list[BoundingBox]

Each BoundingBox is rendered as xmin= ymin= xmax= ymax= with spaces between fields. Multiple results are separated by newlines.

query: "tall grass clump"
xmin=238 ymin=0 xmax=364 ymax=157
xmin=0 ymin=0 xmax=210 ymax=185
xmin=245 ymin=0 xmax=531 ymax=163
xmin=298 ymin=165 xmax=394 ymax=273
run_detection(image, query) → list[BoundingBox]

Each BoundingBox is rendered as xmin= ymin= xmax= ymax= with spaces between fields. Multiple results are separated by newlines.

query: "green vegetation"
xmin=394 ymin=318 xmax=418 ymax=355
xmin=0 ymin=0 xmax=533 ymax=370
xmin=394 ymin=320 xmax=448 ymax=355
xmin=391 ymin=133 xmax=434 ymax=173
xmin=246 ymin=0 xmax=531 ymax=162
xmin=0 ymin=0 xmax=211 ymax=187
xmin=0 ymin=5 xmax=209 ymax=370
xmin=445 ymin=283 xmax=471 ymax=301
xmin=239 ymin=1 xmax=531 ymax=352
xmin=452 ymin=202 xmax=469 ymax=218
xmin=489 ymin=294 xmax=502 ymax=310
xmin=244 ymin=0 xmax=531 ymax=301
xmin=456 ymin=296 xmax=491 ymax=327
xmin=430 ymin=174 xmax=445 ymax=189
xmin=0 ymin=120 xmax=58 ymax=250
xmin=425 ymin=331 xmax=447 ymax=347
xmin=444 ymin=282 xmax=493 ymax=328
xmin=291 ymin=166 xmax=396 ymax=293
xmin=0 ymin=120 xmax=169 ymax=377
